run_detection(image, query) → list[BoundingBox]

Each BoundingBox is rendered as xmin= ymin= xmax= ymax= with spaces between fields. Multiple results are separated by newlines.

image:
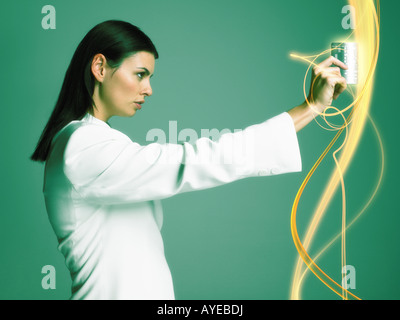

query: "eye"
xmin=137 ymin=72 xmax=145 ymax=79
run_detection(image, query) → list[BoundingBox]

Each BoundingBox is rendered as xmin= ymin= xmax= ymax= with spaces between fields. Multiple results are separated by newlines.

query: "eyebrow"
xmin=136 ymin=67 xmax=154 ymax=78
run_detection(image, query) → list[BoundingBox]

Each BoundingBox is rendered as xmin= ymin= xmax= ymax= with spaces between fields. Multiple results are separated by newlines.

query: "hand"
xmin=307 ymin=56 xmax=348 ymax=112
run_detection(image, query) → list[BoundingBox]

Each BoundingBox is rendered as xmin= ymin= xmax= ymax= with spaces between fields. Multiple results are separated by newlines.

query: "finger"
xmin=321 ymin=67 xmax=342 ymax=77
xmin=313 ymin=65 xmax=342 ymax=78
xmin=330 ymin=56 xmax=348 ymax=70
xmin=318 ymin=55 xmax=348 ymax=70
xmin=316 ymin=68 xmax=342 ymax=82
xmin=333 ymin=77 xmax=347 ymax=99
xmin=325 ymin=75 xmax=346 ymax=87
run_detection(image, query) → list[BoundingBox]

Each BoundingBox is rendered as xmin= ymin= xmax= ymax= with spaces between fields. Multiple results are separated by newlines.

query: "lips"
xmin=134 ymin=101 xmax=144 ymax=110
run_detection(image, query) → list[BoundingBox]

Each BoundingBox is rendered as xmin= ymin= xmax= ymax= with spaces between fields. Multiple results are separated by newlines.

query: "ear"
xmin=91 ymin=53 xmax=107 ymax=83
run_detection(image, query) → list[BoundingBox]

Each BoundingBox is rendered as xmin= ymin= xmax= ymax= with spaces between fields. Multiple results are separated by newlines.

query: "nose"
xmin=141 ymin=79 xmax=153 ymax=97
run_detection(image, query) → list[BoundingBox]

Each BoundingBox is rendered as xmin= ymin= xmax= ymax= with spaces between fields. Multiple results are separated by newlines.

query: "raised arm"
xmin=62 ymin=112 xmax=301 ymax=205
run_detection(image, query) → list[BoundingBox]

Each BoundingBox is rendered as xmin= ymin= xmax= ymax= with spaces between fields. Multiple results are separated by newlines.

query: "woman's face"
xmin=91 ymin=51 xmax=155 ymax=121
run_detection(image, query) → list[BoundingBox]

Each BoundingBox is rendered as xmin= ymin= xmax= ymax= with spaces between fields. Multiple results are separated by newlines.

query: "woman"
xmin=31 ymin=20 xmax=347 ymax=300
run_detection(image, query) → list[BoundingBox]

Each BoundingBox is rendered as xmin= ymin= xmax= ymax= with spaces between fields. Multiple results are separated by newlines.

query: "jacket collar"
xmin=82 ymin=112 xmax=111 ymax=128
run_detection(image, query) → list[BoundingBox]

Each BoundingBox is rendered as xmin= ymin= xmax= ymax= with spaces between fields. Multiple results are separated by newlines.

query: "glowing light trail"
xmin=289 ymin=0 xmax=380 ymax=300
xmin=296 ymin=113 xmax=385 ymax=296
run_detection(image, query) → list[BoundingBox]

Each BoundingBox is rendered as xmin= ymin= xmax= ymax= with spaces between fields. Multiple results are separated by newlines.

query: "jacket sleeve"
xmin=63 ymin=112 xmax=302 ymax=204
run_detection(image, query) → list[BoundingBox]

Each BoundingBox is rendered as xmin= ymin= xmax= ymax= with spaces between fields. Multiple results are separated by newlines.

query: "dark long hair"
xmin=30 ymin=20 xmax=159 ymax=163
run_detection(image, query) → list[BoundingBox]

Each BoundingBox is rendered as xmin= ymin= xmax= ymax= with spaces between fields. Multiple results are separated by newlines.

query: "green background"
xmin=0 ymin=0 xmax=398 ymax=300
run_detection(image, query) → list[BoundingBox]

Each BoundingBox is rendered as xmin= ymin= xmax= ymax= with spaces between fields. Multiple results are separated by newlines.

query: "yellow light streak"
xmin=289 ymin=0 xmax=380 ymax=300
xmin=296 ymin=112 xmax=384 ymax=296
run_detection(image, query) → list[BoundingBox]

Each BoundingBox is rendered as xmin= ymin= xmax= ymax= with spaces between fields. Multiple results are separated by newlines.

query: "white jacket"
xmin=43 ymin=111 xmax=302 ymax=300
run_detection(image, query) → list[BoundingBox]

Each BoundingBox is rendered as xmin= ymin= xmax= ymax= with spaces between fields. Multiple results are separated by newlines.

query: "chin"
xmin=118 ymin=109 xmax=136 ymax=117
xmin=126 ymin=112 xmax=137 ymax=118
